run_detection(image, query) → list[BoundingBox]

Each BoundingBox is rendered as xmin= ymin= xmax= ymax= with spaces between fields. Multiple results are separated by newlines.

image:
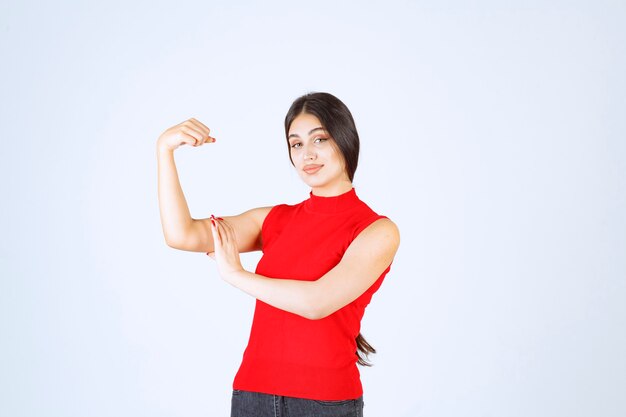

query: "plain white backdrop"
xmin=1 ymin=1 xmax=625 ymax=416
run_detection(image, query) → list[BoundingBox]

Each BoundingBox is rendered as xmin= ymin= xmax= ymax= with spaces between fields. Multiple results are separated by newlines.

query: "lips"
xmin=303 ymin=164 xmax=323 ymax=174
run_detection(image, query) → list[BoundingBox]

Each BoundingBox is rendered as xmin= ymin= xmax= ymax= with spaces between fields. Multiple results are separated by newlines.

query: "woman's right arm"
xmin=157 ymin=118 xmax=270 ymax=253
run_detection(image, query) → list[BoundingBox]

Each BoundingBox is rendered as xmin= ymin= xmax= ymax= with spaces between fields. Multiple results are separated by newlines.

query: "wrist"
xmin=222 ymin=268 xmax=247 ymax=285
xmin=156 ymin=142 xmax=175 ymax=156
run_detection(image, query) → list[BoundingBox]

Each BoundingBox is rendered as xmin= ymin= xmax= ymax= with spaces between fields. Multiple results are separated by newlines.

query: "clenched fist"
xmin=157 ymin=118 xmax=216 ymax=152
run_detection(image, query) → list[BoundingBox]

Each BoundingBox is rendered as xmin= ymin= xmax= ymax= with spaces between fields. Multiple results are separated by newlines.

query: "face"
xmin=287 ymin=112 xmax=351 ymax=195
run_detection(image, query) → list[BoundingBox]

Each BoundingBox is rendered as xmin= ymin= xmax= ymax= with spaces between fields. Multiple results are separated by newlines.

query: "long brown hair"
xmin=356 ymin=333 xmax=376 ymax=366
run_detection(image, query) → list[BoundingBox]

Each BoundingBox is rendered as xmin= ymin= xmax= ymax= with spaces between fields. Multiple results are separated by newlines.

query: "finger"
xmin=188 ymin=118 xmax=211 ymax=138
xmin=201 ymin=135 xmax=216 ymax=145
xmin=187 ymin=119 xmax=215 ymax=144
xmin=210 ymin=219 xmax=222 ymax=245
xmin=181 ymin=121 xmax=203 ymax=137
xmin=179 ymin=132 xmax=200 ymax=147
xmin=220 ymin=219 xmax=236 ymax=244
xmin=216 ymin=220 xmax=228 ymax=245
xmin=180 ymin=125 xmax=203 ymax=146
xmin=215 ymin=218 xmax=235 ymax=245
xmin=214 ymin=219 xmax=230 ymax=245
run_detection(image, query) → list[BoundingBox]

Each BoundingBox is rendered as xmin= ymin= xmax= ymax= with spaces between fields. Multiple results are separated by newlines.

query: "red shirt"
xmin=232 ymin=188 xmax=392 ymax=400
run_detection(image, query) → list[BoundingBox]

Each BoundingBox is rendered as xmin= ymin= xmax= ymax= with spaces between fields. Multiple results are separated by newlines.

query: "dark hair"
xmin=284 ymin=92 xmax=360 ymax=182
xmin=356 ymin=333 xmax=377 ymax=367
xmin=285 ymin=92 xmax=376 ymax=366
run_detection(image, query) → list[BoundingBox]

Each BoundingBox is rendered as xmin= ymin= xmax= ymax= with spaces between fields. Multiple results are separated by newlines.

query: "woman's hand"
xmin=207 ymin=216 xmax=245 ymax=282
xmin=157 ymin=118 xmax=216 ymax=152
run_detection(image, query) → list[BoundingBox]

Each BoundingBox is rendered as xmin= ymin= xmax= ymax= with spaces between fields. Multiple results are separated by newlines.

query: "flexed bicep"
xmin=191 ymin=206 xmax=273 ymax=253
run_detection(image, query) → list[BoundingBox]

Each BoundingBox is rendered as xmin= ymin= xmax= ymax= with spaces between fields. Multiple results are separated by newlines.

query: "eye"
xmin=314 ymin=137 xmax=328 ymax=144
xmin=290 ymin=142 xmax=302 ymax=149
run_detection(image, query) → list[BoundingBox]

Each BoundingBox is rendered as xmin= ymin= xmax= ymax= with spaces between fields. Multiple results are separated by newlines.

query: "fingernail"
xmin=210 ymin=214 xmax=216 ymax=219
xmin=211 ymin=219 xmax=215 ymax=226
xmin=217 ymin=217 xmax=224 ymax=220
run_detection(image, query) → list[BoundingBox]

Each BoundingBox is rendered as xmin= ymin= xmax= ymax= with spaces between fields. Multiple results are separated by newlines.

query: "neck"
xmin=311 ymin=179 xmax=353 ymax=197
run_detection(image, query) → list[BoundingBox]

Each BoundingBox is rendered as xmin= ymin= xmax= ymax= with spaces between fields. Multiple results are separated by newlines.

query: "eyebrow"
xmin=288 ymin=127 xmax=325 ymax=139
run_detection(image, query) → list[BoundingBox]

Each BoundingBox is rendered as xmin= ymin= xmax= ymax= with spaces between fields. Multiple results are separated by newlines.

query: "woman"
xmin=157 ymin=92 xmax=400 ymax=416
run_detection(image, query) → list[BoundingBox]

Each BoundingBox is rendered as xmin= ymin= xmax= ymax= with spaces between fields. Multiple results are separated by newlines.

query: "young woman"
xmin=157 ymin=92 xmax=400 ymax=417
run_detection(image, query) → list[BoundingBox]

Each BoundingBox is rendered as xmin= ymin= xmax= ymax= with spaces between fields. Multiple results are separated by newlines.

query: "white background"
xmin=1 ymin=1 xmax=625 ymax=416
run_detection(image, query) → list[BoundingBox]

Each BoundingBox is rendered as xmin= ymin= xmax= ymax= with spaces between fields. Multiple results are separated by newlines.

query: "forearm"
xmin=224 ymin=270 xmax=321 ymax=319
xmin=157 ymin=146 xmax=194 ymax=245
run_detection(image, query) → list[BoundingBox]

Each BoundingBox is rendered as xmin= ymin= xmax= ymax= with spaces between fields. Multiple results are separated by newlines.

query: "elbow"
xmin=301 ymin=309 xmax=324 ymax=321
xmin=298 ymin=283 xmax=336 ymax=320
xmin=164 ymin=238 xmax=180 ymax=249
xmin=300 ymin=303 xmax=334 ymax=321
xmin=163 ymin=234 xmax=178 ymax=248
xmin=163 ymin=233 xmax=186 ymax=250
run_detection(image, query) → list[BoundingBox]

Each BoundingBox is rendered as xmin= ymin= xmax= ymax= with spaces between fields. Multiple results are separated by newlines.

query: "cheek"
xmin=289 ymin=150 xmax=299 ymax=166
xmin=328 ymin=149 xmax=346 ymax=170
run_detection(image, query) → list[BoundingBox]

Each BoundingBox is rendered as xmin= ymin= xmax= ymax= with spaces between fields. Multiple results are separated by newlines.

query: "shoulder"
xmin=360 ymin=217 xmax=400 ymax=245
xmin=350 ymin=195 xmax=396 ymax=239
xmin=350 ymin=217 xmax=400 ymax=256
xmin=341 ymin=217 xmax=399 ymax=270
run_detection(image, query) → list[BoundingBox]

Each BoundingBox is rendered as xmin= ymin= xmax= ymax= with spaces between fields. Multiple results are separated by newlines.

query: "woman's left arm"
xmin=209 ymin=217 xmax=400 ymax=320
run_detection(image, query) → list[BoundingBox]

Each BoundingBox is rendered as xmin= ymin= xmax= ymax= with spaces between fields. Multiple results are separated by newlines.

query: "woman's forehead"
xmin=288 ymin=113 xmax=324 ymax=134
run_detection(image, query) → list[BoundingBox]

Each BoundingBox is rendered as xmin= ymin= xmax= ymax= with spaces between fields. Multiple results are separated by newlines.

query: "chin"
xmin=299 ymin=176 xmax=327 ymax=189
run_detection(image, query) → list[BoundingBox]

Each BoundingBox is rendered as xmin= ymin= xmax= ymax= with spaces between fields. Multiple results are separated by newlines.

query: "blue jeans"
xmin=230 ymin=389 xmax=364 ymax=417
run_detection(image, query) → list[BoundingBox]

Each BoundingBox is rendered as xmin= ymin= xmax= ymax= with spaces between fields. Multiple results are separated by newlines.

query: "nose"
xmin=303 ymin=147 xmax=316 ymax=161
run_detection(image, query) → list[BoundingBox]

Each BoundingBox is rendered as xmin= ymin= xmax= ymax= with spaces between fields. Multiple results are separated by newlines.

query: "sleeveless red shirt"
xmin=232 ymin=188 xmax=392 ymax=400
